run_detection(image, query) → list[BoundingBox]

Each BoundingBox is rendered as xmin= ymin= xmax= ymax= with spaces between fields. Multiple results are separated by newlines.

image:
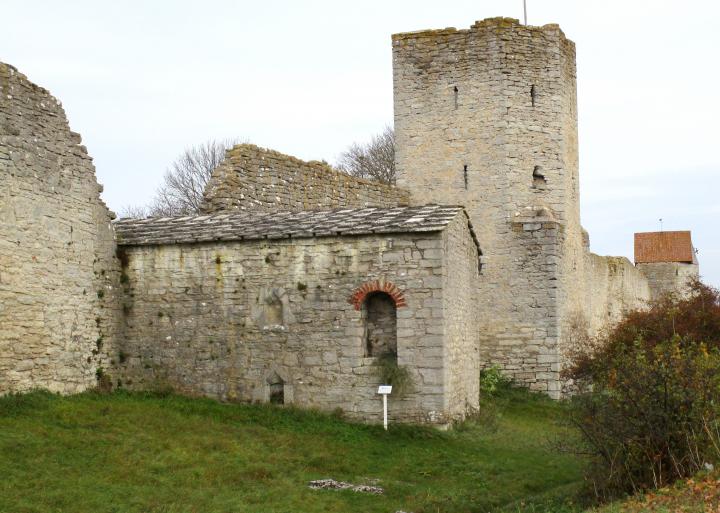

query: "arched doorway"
xmin=363 ymin=292 xmax=397 ymax=358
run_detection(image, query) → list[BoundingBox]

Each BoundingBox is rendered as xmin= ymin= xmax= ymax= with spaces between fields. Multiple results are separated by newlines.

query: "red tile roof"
xmin=634 ymin=231 xmax=695 ymax=264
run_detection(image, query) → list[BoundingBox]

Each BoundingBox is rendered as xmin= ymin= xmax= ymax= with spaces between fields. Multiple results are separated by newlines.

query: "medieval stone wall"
xmin=1 ymin=17 xmax=693 ymax=409
xmin=114 ymin=228 xmax=480 ymax=424
xmin=201 ymin=144 xmax=409 ymax=214
xmin=637 ymin=262 xmax=699 ymax=300
xmin=583 ymin=255 xmax=651 ymax=334
xmin=475 ymin=215 xmax=564 ymax=395
xmin=0 ymin=62 xmax=120 ymax=394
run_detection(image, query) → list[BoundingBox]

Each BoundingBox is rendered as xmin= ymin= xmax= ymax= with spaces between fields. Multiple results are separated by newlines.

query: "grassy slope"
xmin=0 ymin=390 xmax=584 ymax=513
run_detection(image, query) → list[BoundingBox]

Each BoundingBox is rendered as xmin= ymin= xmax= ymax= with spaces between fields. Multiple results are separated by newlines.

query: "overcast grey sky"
xmin=3 ymin=0 xmax=718 ymax=286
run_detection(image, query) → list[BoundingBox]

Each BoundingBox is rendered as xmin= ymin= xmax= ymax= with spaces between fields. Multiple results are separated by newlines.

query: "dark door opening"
xmin=267 ymin=372 xmax=285 ymax=405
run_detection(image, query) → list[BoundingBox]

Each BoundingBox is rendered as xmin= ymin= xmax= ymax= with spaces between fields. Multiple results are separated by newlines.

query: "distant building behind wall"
xmin=635 ymin=231 xmax=699 ymax=299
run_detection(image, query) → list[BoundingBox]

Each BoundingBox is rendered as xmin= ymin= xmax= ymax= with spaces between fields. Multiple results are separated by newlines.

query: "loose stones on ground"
xmin=307 ymin=478 xmax=384 ymax=495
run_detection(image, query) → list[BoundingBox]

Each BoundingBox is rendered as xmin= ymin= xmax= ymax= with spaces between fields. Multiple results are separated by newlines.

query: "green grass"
xmin=0 ymin=388 xmax=586 ymax=513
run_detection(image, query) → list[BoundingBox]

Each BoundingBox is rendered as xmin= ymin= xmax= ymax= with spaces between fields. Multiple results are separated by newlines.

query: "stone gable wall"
xmin=442 ymin=213 xmax=480 ymax=414
xmin=114 ymin=228 xmax=480 ymax=424
xmin=201 ymin=144 xmax=410 ymax=214
xmin=0 ymin=63 xmax=120 ymax=394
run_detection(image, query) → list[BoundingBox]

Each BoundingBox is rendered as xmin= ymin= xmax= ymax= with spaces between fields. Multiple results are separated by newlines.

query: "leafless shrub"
xmin=120 ymin=138 xmax=241 ymax=218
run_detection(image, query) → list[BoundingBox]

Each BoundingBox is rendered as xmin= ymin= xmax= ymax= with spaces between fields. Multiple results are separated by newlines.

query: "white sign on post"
xmin=377 ymin=385 xmax=392 ymax=430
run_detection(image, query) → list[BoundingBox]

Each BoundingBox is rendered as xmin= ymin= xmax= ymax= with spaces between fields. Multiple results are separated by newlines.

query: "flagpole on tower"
xmin=523 ymin=0 xmax=527 ymax=25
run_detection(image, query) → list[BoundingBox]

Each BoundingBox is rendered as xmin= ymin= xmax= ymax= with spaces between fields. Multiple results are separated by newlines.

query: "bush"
xmin=479 ymin=365 xmax=513 ymax=396
xmin=468 ymin=366 xmax=515 ymax=432
xmin=566 ymin=280 xmax=720 ymax=499
xmin=372 ymin=353 xmax=414 ymax=397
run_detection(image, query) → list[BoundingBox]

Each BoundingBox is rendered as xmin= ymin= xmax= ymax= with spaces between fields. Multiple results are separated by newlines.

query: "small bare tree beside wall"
xmin=122 ymin=138 xmax=239 ymax=218
xmin=336 ymin=126 xmax=395 ymax=185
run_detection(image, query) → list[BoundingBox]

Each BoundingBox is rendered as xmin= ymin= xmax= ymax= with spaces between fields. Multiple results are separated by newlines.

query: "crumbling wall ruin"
xmin=0 ymin=62 xmax=120 ymax=394
xmin=201 ymin=144 xmax=409 ymax=214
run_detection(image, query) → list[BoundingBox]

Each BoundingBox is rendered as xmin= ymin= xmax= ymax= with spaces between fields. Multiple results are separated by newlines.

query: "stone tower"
xmin=393 ymin=18 xmax=584 ymax=396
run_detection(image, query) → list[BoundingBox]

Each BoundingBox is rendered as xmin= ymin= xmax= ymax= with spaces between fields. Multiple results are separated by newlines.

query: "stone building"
xmin=112 ymin=206 xmax=480 ymax=424
xmin=0 ymin=17 xmax=699 ymax=423
xmin=635 ymin=231 xmax=699 ymax=300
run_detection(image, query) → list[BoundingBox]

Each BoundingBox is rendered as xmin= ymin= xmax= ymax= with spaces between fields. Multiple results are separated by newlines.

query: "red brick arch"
xmin=349 ymin=280 xmax=407 ymax=311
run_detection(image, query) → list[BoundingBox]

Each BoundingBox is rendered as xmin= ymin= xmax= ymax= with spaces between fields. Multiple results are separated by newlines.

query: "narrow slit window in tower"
xmin=453 ymin=86 xmax=459 ymax=110
xmin=530 ymin=84 xmax=537 ymax=107
xmin=463 ymin=165 xmax=468 ymax=189
xmin=532 ymin=165 xmax=546 ymax=187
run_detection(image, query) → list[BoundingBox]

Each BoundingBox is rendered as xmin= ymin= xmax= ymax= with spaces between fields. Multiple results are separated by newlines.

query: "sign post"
xmin=377 ymin=385 xmax=392 ymax=430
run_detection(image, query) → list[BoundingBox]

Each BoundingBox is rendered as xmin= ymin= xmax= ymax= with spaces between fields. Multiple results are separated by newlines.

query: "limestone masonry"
xmin=0 ymin=62 xmax=120 ymax=394
xmin=0 ymin=17 xmax=699 ymax=423
xmin=113 ymin=206 xmax=480 ymax=423
xmin=201 ymin=144 xmax=409 ymax=215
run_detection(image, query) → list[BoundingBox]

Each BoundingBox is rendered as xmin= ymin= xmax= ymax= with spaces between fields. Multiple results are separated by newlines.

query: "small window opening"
xmin=267 ymin=372 xmax=285 ymax=404
xmin=453 ymin=86 xmax=459 ymax=110
xmin=532 ymin=165 xmax=546 ymax=187
xmin=364 ymin=292 xmax=397 ymax=358
xmin=463 ymin=165 xmax=468 ymax=190
xmin=530 ymin=84 xmax=537 ymax=107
